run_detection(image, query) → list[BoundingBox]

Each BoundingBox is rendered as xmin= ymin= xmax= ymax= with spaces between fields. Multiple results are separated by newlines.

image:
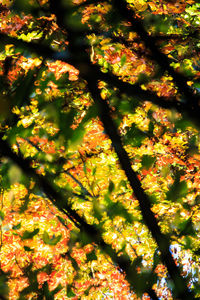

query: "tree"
xmin=0 ymin=0 xmax=200 ymax=298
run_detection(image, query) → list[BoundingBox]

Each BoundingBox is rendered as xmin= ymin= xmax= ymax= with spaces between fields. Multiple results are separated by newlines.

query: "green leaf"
xmin=8 ymin=164 xmax=22 ymax=184
xmin=24 ymin=246 xmax=34 ymax=252
xmin=105 ymin=199 xmax=134 ymax=223
xmin=51 ymin=284 xmax=63 ymax=296
xmin=19 ymin=196 xmax=30 ymax=213
xmin=13 ymin=222 xmax=21 ymax=230
xmin=19 ymin=281 xmax=39 ymax=297
xmin=42 ymin=231 xmax=62 ymax=245
xmin=0 ymin=211 xmax=4 ymax=221
xmin=175 ymin=119 xmax=194 ymax=130
xmin=166 ymin=173 xmax=188 ymax=202
xmin=92 ymin=166 xmax=97 ymax=176
xmin=14 ymin=69 xmax=37 ymax=109
xmin=153 ymin=250 xmax=160 ymax=270
xmin=183 ymin=236 xmax=192 ymax=250
xmin=67 ymin=252 xmax=79 ymax=271
xmin=108 ymin=180 xmax=115 ymax=194
xmin=120 ymin=54 xmax=127 ymax=66
xmin=0 ymin=161 xmax=10 ymax=189
xmin=22 ymin=228 xmax=39 ymax=240
xmin=124 ymin=123 xmax=146 ymax=147
xmin=42 ymin=281 xmax=62 ymax=299
xmin=86 ymin=250 xmax=97 ymax=262
xmin=148 ymin=121 xmax=154 ymax=135
xmin=13 ymin=0 xmax=39 ymax=13
xmin=84 ymin=286 xmax=92 ymax=296
xmin=138 ymin=271 xmax=158 ymax=295
xmin=118 ymin=180 xmax=128 ymax=189
xmin=57 ymin=216 xmax=66 ymax=225
xmin=70 ymin=125 xmax=85 ymax=145
xmin=141 ymin=155 xmax=156 ymax=170
xmin=186 ymin=135 xmax=198 ymax=155
xmin=0 ymin=271 xmax=9 ymax=299
xmin=67 ymin=285 xmax=76 ymax=298
xmin=178 ymin=218 xmax=196 ymax=237
xmin=83 ymin=163 xmax=87 ymax=174
xmin=42 ymin=281 xmax=53 ymax=300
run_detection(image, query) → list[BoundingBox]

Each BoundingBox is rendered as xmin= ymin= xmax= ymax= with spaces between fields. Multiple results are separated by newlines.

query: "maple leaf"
xmin=0 ymin=0 xmax=199 ymax=299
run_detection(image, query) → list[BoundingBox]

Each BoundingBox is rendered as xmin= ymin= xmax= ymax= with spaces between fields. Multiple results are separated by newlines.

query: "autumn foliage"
xmin=0 ymin=0 xmax=200 ymax=299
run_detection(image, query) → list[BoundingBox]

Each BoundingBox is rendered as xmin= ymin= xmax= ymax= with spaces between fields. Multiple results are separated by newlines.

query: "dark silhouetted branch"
xmin=111 ymin=0 xmax=200 ymax=110
xmin=0 ymin=136 xmax=158 ymax=299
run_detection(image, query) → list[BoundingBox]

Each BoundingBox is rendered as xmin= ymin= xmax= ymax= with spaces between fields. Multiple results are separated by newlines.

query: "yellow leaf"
xmin=128 ymin=0 xmax=148 ymax=12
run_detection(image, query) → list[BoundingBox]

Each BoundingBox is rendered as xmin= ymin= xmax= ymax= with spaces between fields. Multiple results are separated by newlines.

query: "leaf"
xmin=178 ymin=218 xmax=196 ymax=237
xmin=19 ymin=281 xmax=39 ymax=297
xmin=118 ymin=180 xmax=128 ymax=189
xmin=0 ymin=272 xmax=9 ymax=299
xmin=67 ymin=285 xmax=76 ymax=298
xmin=124 ymin=123 xmax=146 ymax=147
xmin=13 ymin=222 xmax=21 ymax=230
xmin=13 ymin=69 xmax=37 ymax=110
xmin=42 ymin=281 xmax=62 ymax=299
xmin=105 ymin=196 xmax=134 ymax=223
xmin=42 ymin=282 xmax=53 ymax=300
xmin=137 ymin=271 xmax=157 ymax=295
xmin=51 ymin=284 xmax=63 ymax=296
xmin=141 ymin=155 xmax=156 ymax=170
xmin=175 ymin=119 xmax=194 ymax=130
xmin=70 ymin=125 xmax=85 ymax=145
xmin=152 ymin=250 xmax=160 ymax=270
xmin=166 ymin=173 xmax=188 ymax=202
xmin=0 ymin=161 xmax=10 ymax=189
xmin=12 ymin=0 xmax=39 ymax=14
xmin=108 ymin=180 xmax=115 ymax=194
xmin=148 ymin=121 xmax=154 ymax=135
xmin=0 ymin=94 xmax=12 ymax=121
xmin=19 ymin=196 xmax=30 ymax=213
xmin=22 ymin=228 xmax=39 ymax=240
xmin=57 ymin=216 xmax=66 ymax=225
xmin=42 ymin=231 xmax=62 ymax=245
xmin=59 ymin=109 xmax=77 ymax=142
xmin=8 ymin=164 xmax=22 ymax=184
xmin=67 ymin=253 xmax=79 ymax=271
xmin=133 ymin=0 xmax=148 ymax=12
xmin=120 ymin=54 xmax=127 ymax=66
xmin=24 ymin=246 xmax=34 ymax=252
xmin=86 ymin=250 xmax=97 ymax=262
xmin=84 ymin=286 xmax=92 ymax=296
xmin=0 ymin=211 xmax=4 ymax=221
xmin=83 ymin=163 xmax=87 ymax=174
xmin=92 ymin=166 xmax=97 ymax=176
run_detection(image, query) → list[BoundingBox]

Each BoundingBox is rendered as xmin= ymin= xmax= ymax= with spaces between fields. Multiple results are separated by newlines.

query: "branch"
xmin=1 ymin=33 xmax=200 ymax=126
xmin=111 ymin=0 xmax=200 ymax=111
xmin=24 ymin=137 xmax=93 ymax=199
xmin=0 ymin=33 xmax=71 ymax=62
xmin=48 ymin=1 xmax=194 ymax=297
xmin=64 ymin=170 xmax=93 ymax=198
xmin=0 ymin=137 xmax=157 ymax=297
xmin=85 ymin=75 xmax=194 ymax=300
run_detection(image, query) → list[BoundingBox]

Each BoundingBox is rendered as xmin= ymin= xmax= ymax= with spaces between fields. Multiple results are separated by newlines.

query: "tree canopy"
xmin=0 ymin=0 xmax=200 ymax=299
